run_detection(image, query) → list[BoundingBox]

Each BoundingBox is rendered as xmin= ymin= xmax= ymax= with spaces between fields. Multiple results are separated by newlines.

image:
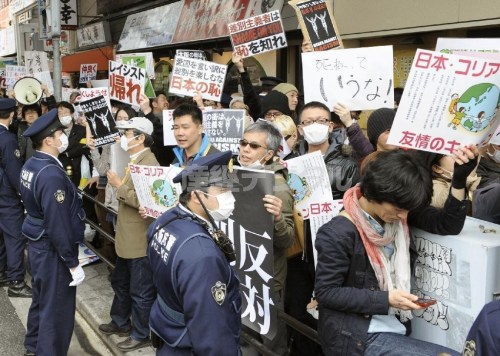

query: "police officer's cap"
xmin=173 ymin=151 xmax=240 ymax=192
xmin=23 ymin=108 xmax=64 ymax=142
xmin=0 ymin=98 xmax=16 ymax=112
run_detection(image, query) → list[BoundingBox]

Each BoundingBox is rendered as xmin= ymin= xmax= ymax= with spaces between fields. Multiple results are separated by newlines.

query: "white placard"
xmin=108 ymin=60 xmax=146 ymax=107
xmin=228 ymin=10 xmax=287 ymax=58
xmin=33 ymin=71 xmax=54 ymax=95
xmin=24 ymin=51 xmax=50 ymax=74
xmin=435 ymin=37 xmax=500 ymax=55
xmin=5 ymin=65 xmax=27 ymax=88
xmin=302 ymin=45 xmax=394 ymax=110
xmin=169 ymin=57 xmax=227 ymax=102
xmin=387 ymin=49 xmax=500 ymax=154
xmin=129 ymin=164 xmax=183 ymax=218
xmin=80 ymin=63 xmax=98 ymax=83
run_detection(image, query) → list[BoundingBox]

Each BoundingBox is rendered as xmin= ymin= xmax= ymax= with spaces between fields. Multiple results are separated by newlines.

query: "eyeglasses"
xmin=264 ymin=112 xmax=282 ymax=119
xmin=239 ymin=139 xmax=267 ymax=150
xmin=300 ymin=118 xmax=330 ymax=126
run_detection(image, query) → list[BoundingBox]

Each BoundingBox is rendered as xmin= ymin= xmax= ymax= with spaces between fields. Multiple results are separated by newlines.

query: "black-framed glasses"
xmin=264 ymin=112 xmax=282 ymax=119
xmin=299 ymin=118 xmax=330 ymax=126
xmin=239 ymin=139 xmax=267 ymax=150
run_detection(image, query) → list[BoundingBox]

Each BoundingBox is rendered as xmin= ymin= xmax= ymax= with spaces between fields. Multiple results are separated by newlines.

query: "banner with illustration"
xmin=302 ymin=46 xmax=394 ymax=110
xmin=203 ymin=109 xmax=246 ymax=154
xmin=129 ymin=164 xmax=183 ymax=218
xmin=80 ymin=95 xmax=120 ymax=147
xmin=387 ymin=49 xmax=500 ymax=154
xmin=290 ymin=0 xmax=342 ymax=51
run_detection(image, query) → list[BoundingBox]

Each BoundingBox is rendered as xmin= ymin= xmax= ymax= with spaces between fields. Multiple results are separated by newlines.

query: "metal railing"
xmin=81 ymin=191 xmax=321 ymax=355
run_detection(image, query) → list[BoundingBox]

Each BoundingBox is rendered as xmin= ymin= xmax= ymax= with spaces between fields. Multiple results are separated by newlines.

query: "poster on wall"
xmin=387 ymin=49 xmax=500 ymax=154
xmin=290 ymin=0 xmax=343 ymax=51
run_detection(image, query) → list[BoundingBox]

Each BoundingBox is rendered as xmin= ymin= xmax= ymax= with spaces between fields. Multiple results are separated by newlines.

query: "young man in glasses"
xmin=286 ymin=101 xmax=361 ymax=356
xmin=237 ymin=120 xmax=295 ymax=355
xmin=171 ymin=103 xmax=220 ymax=167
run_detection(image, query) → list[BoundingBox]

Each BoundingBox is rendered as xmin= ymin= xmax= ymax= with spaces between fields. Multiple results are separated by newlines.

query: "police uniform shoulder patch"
xmin=463 ymin=340 xmax=476 ymax=356
xmin=54 ymin=190 xmax=66 ymax=203
xmin=14 ymin=149 xmax=20 ymax=159
xmin=211 ymin=281 xmax=226 ymax=306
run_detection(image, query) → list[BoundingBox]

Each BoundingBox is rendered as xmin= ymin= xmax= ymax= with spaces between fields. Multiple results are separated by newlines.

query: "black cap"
xmin=23 ymin=108 xmax=64 ymax=142
xmin=259 ymin=90 xmax=292 ymax=118
xmin=0 ymin=98 xmax=16 ymax=112
xmin=173 ymin=151 xmax=240 ymax=192
xmin=367 ymin=108 xmax=396 ymax=146
xmin=260 ymin=76 xmax=284 ymax=91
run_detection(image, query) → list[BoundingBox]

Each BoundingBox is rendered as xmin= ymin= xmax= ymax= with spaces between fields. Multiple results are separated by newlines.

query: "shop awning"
xmin=61 ymin=46 xmax=114 ymax=72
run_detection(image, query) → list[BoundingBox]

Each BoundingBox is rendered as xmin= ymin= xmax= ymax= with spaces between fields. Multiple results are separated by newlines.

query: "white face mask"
xmin=487 ymin=148 xmax=500 ymax=163
xmin=56 ymin=133 xmax=69 ymax=153
xmin=237 ymin=152 xmax=268 ymax=170
xmin=203 ymin=191 xmax=236 ymax=221
xmin=60 ymin=115 xmax=72 ymax=126
xmin=302 ymin=123 xmax=330 ymax=145
xmin=120 ymin=135 xmax=139 ymax=152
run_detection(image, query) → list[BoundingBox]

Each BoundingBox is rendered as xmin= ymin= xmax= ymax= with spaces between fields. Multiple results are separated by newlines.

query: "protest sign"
xmin=110 ymin=142 xmax=130 ymax=179
xmin=116 ymin=53 xmax=156 ymax=97
xmin=222 ymin=167 xmax=277 ymax=339
xmin=290 ymin=0 xmax=343 ymax=51
xmin=435 ymin=37 xmax=500 ymax=55
xmin=162 ymin=109 xmax=176 ymax=146
xmin=175 ymin=49 xmax=207 ymax=61
xmin=24 ymin=51 xmax=50 ymax=74
xmin=410 ymin=217 xmax=500 ymax=352
xmin=80 ymin=95 xmax=120 ymax=147
xmin=169 ymin=57 xmax=227 ymax=102
xmin=228 ymin=10 xmax=287 ymax=58
xmin=33 ymin=71 xmax=54 ymax=95
xmin=302 ymin=46 xmax=394 ymax=110
xmin=129 ymin=164 xmax=183 ymax=218
xmin=79 ymin=87 xmax=111 ymax=108
xmin=203 ymin=109 xmax=246 ymax=154
xmin=109 ymin=60 xmax=146 ymax=107
xmin=387 ymin=49 xmax=500 ymax=154
xmin=0 ymin=67 xmax=5 ymax=89
xmin=5 ymin=65 xmax=27 ymax=88
xmin=61 ymin=87 xmax=79 ymax=102
xmin=80 ymin=63 xmax=97 ymax=83
xmin=78 ymin=243 xmax=99 ymax=266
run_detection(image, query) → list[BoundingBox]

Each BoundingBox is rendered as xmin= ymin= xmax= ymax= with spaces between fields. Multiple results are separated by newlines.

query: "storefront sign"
xmin=77 ymin=21 xmax=110 ymax=48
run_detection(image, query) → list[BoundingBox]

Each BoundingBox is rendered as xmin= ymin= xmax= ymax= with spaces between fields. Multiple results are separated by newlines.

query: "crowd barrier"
xmin=81 ymin=191 xmax=321 ymax=355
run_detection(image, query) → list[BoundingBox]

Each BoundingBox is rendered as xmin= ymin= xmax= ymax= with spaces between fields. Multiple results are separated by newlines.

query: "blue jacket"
xmin=463 ymin=300 xmax=500 ymax=356
xmin=172 ymin=134 xmax=219 ymax=167
xmin=20 ymin=151 xmax=85 ymax=268
xmin=147 ymin=205 xmax=241 ymax=355
xmin=0 ymin=125 xmax=23 ymax=208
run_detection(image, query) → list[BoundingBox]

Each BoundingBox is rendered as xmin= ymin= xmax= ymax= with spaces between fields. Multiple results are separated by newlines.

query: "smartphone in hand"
xmin=414 ymin=298 xmax=437 ymax=308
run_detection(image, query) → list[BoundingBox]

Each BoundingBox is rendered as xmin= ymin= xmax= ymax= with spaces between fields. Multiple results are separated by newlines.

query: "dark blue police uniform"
xmin=0 ymin=99 xmax=28 ymax=288
xmin=463 ymin=300 xmax=500 ymax=356
xmin=147 ymin=151 xmax=242 ymax=356
xmin=20 ymin=109 xmax=86 ymax=356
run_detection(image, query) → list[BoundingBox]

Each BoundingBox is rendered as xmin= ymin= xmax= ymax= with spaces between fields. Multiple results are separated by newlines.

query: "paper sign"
xmin=79 ymin=87 xmax=111 ymax=108
xmin=302 ymin=46 xmax=394 ymax=110
xmin=435 ymin=37 xmax=500 ymax=55
xmin=169 ymin=57 xmax=227 ymax=102
xmin=228 ymin=10 xmax=287 ymax=58
xmin=175 ymin=50 xmax=207 ymax=61
xmin=387 ymin=49 xmax=500 ymax=154
xmin=129 ymin=164 xmax=183 ymax=218
xmin=80 ymin=95 xmax=120 ymax=147
xmin=203 ymin=109 xmax=246 ymax=154
xmin=108 ymin=60 xmax=146 ymax=107
xmin=290 ymin=0 xmax=343 ymax=51
xmin=24 ymin=51 xmax=50 ymax=74
xmin=5 ymin=65 xmax=27 ymax=88
xmin=80 ymin=63 xmax=97 ymax=83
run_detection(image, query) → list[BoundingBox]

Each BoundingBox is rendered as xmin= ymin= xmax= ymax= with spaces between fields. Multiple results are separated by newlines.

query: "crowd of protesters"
xmin=0 ymin=40 xmax=499 ymax=356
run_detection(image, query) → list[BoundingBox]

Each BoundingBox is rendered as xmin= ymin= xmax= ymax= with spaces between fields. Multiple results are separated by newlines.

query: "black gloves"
xmin=451 ymin=156 xmax=478 ymax=189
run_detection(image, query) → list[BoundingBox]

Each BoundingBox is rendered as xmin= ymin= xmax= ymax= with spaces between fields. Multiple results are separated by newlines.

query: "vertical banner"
xmin=302 ymin=46 xmax=394 ymax=110
xmin=220 ymin=167 xmax=277 ymax=339
xmin=25 ymin=51 xmax=50 ymax=74
xmin=79 ymin=95 xmax=120 ymax=147
xmin=109 ymin=60 xmax=146 ymax=107
xmin=387 ymin=49 xmax=500 ymax=154
xmin=228 ymin=10 xmax=288 ymax=58
xmin=203 ymin=109 xmax=246 ymax=154
xmin=80 ymin=63 xmax=98 ymax=83
xmin=169 ymin=57 xmax=227 ymax=102
xmin=60 ymin=0 xmax=78 ymax=30
xmin=129 ymin=164 xmax=183 ymax=218
xmin=290 ymin=0 xmax=343 ymax=51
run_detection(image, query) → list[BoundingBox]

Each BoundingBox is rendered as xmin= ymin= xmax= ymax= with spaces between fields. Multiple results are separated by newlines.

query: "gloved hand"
xmin=452 ymin=146 xmax=479 ymax=190
xmin=69 ymin=264 xmax=85 ymax=287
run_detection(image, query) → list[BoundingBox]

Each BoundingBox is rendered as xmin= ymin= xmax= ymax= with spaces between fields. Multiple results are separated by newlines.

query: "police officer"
xmin=147 ymin=151 xmax=242 ymax=355
xmin=20 ymin=108 xmax=86 ymax=356
xmin=0 ymin=98 xmax=31 ymax=297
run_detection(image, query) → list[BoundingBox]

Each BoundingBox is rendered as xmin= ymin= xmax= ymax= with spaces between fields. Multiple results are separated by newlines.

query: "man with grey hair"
xmin=237 ymin=120 xmax=295 ymax=354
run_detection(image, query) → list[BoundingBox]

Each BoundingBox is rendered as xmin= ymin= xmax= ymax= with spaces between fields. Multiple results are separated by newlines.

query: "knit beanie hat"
xmin=259 ymin=90 xmax=292 ymax=118
xmin=273 ymin=83 xmax=298 ymax=95
xmin=367 ymin=108 xmax=396 ymax=146
xmin=229 ymin=96 xmax=244 ymax=108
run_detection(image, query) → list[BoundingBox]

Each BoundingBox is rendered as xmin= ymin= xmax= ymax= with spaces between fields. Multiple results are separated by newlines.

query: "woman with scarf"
xmin=314 ymin=150 xmax=460 ymax=356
